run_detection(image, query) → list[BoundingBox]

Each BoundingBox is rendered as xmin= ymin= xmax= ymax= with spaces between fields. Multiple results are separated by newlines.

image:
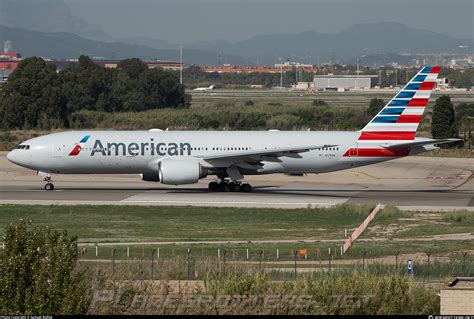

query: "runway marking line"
xmin=451 ymin=170 xmax=474 ymax=190
xmin=353 ymin=171 xmax=380 ymax=180
xmin=120 ymin=200 xmax=348 ymax=206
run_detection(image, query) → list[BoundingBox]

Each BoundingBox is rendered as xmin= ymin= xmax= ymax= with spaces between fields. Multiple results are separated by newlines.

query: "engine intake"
xmin=158 ymin=159 xmax=207 ymax=185
xmin=140 ymin=172 xmax=160 ymax=182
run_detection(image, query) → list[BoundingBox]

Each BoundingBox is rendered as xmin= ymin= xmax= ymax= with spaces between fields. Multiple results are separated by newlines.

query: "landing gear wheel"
xmin=208 ymin=181 xmax=219 ymax=191
xmin=44 ymin=183 xmax=54 ymax=191
xmin=219 ymin=182 xmax=231 ymax=192
xmin=230 ymin=183 xmax=241 ymax=192
xmin=240 ymin=183 xmax=252 ymax=193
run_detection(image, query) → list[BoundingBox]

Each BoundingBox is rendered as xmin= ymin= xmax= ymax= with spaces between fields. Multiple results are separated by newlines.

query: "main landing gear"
xmin=208 ymin=180 xmax=252 ymax=192
xmin=43 ymin=175 xmax=54 ymax=191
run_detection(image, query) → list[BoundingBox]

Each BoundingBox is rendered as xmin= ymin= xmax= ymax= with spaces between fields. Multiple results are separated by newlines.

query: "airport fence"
xmin=77 ymin=245 xmax=472 ymax=282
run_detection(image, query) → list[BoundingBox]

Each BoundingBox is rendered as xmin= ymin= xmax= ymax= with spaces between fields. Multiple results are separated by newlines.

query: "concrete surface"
xmin=1 ymin=152 xmax=473 ymax=210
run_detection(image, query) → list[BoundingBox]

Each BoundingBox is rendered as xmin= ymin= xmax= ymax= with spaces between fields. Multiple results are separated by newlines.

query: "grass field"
xmin=0 ymin=204 xmax=373 ymax=242
xmin=0 ymin=204 xmax=472 ymax=256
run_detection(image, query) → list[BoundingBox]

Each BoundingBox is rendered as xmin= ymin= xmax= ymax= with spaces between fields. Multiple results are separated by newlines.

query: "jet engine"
xmin=140 ymin=172 xmax=160 ymax=182
xmin=158 ymin=159 xmax=208 ymax=185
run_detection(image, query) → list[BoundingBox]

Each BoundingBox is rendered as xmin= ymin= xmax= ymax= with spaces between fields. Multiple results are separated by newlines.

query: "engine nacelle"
xmin=140 ymin=172 xmax=160 ymax=182
xmin=158 ymin=159 xmax=207 ymax=185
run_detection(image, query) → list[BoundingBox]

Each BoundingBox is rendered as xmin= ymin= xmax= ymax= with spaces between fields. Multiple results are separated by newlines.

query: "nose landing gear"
xmin=208 ymin=180 xmax=252 ymax=192
xmin=43 ymin=175 xmax=54 ymax=191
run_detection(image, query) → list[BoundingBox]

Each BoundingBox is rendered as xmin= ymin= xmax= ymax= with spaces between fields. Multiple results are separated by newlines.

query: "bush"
xmin=203 ymin=271 xmax=439 ymax=315
xmin=312 ymin=99 xmax=327 ymax=106
xmin=266 ymin=114 xmax=301 ymax=130
xmin=0 ymin=219 xmax=90 ymax=315
xmin=244 ymin=100 xmax=255 ymax=106
xmin=442 ymin=211 xmax=473 ymax=223
xmin=367 ymin=98 xmax=385 ymax=116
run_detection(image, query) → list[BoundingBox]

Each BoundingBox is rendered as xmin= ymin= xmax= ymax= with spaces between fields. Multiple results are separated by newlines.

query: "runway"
xmin=1 ymin=152 xmax=473 ymax=210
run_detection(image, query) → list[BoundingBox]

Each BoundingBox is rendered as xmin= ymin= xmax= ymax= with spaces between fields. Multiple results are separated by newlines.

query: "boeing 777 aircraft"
xmin=7 ymin=66 xmax=459 ymax=192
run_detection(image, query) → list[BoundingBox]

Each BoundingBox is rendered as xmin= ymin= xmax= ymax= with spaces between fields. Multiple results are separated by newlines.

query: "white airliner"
xmin=193 ymin=84 xmax=215 ymax=92
xmin=7 ymin=67 xmax=459 ymax=192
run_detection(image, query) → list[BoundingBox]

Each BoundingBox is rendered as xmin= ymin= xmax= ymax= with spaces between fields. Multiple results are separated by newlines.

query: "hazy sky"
xmin=66 ymin=0 xmax=473 ymax=43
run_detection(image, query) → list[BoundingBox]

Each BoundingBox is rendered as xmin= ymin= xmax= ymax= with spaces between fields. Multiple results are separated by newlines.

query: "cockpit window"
xmin=15 ymin=144 xmax=30 ymax=150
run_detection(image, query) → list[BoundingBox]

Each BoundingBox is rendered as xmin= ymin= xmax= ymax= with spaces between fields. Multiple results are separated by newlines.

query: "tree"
xmin=138 ymin=67 xmax=188 ymax=110
xmin=0 ymin=220 xmax=89 ymax=314
xmin=431 ymin=95 xmax=458 ymax=139
xmin=455 ymin=103 xmax=474 ymax=148
xmin=367 ymin=98 xmax=385 ymax=116
xmin=0 ymin=57 xmax=66 ymax=129
xmin=117 ymin=58 xmax=148 ymax=80
xmin=60 ymin=55 xmax=109 ymax=114
xmin=1 ymin=55 xmax=191 ymax=129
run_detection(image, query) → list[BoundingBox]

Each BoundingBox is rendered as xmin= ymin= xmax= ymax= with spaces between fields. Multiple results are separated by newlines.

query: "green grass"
xmin=346 ymin=240 xmax=474 ymax=258
xmin=441 ymin=210 xmax=474 ymax=223
xmin=391 ymin=210 xmax=474 ymax=238
xmin=0 ymin=204 xmax=373 ymax=243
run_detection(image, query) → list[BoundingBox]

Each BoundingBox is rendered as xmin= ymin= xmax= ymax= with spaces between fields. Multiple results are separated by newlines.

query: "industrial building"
xmin=313 ymin=74 xmax=378 ymax=91
xmin=0 ymin=41 xmax=21 ymax=83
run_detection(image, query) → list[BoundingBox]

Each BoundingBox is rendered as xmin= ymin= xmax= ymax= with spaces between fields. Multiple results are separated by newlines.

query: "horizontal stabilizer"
xmin=384 ymin=138 xmax=462 ymax=149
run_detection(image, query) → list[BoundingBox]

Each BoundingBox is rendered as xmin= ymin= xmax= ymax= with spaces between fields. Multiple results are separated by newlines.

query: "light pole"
xmin=179 ymin=44 xmax=183 ymax=85
xmin=279 ymin=57 xmax=283 ymax=88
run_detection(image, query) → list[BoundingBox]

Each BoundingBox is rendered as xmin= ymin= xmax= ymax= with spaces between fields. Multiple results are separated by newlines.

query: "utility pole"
xmin=356 ymin=57 xmax=359 ymax=88
xmin=179 ymin=44 xmax=183 ymax=85
xmin=395 ymin=68 xmax=398 ymax=87
xmin=279 ymin=57 xmax=283 ymax=88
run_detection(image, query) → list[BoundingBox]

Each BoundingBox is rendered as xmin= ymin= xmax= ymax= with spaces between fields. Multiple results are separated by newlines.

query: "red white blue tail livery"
xmin=360 ymin=66 xmax=440 ymax=141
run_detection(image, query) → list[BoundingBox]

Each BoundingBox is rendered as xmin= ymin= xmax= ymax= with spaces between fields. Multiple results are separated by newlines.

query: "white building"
xmin=292 ymin=81 xmax=315 ymax=90
xmin=313 ymin=75 xmax=377 ymax=91
xmin=274 ymin=61 xmax=313 ymax=68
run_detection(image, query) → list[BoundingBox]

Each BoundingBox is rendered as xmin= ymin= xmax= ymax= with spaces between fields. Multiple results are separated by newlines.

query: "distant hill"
xmin=187 ymin=22 xmax=473 ymax=65
xmin=0 ymin=25 xmax=249 ymax=65
xmin=1 ymin=18 xmax=471 ymax=66
xmin=0 ymin=0 xmax=112 ymax=42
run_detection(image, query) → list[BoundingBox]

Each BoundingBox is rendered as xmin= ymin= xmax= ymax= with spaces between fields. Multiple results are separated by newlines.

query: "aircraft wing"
xmin=198 ymin=144 xmax=337 ymax=162
xmin=384 ymin=138 xmax=462 ymax=150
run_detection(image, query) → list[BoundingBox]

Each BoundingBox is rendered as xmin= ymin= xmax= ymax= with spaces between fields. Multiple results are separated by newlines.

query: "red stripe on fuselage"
xmin=358 ymin=131 xmax=416 ymax=140
xmin=343 ymin=148 xmax=411 ymax=157
xmin=397 ymin=115 xmax=422 ymax=123
xmin=68 ymin=145 xmax=82 ymax=156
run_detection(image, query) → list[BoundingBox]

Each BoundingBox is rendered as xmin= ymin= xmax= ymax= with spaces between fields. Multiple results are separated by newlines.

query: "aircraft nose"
xmin=6 ymin=150 xmax=19 ymax=165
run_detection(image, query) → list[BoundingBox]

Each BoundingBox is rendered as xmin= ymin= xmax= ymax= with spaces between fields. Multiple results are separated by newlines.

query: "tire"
xmin=241 ymin=183 xmax=252 ymax=192
xmin=208 ymin=181 xmax=219 ymax=191
xmin=44 ymin=183 xmax=54 ymax=191
xmin=219 ymin=182 xmax=231 ymax=192
xmin=230 ymin=183 xmax=241 ymax=192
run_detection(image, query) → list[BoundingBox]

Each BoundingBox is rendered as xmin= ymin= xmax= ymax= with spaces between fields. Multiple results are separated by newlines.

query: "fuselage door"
xmin=52 ymin=144 xmax=63 ymax=157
